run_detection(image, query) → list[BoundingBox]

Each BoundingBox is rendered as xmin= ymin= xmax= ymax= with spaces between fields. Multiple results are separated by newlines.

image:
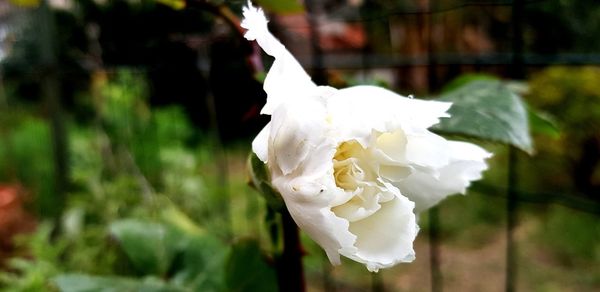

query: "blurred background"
xmin=0 ymin=0 xmax=599 ymax=291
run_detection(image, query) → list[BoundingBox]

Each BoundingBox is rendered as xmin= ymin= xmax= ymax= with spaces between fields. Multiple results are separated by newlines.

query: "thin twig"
xmin=185 ymin=0 xmax=245 ymax=37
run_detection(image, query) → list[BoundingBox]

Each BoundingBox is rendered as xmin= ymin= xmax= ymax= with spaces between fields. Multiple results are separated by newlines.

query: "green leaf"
xmin=170 ymin=235 xmax=229 ymax=291
xmin=53 ymin=274 xmax=184 ymax=292
xmin=225 ymin=240 xmax=278 ymax=292
xmin=160 ymin=206 xmax=204 ymax=237
xmin=433 ymin=80 xmax=534 ymax=154
xmin=109 ymin=220 xmax=178 ymax=276
xmin=156 ymin=0 xmax=186 ymax=10
xmin=109 ymin=214 xmax=231 ymax=291
xmin=255 ymin=0 xmax=304 ymax=14
xmin=247 ymin=152 xmax=285 ymax=211
xmin=440 ymin=73 xmax=498 ymax=93
xmin=528 ymin=107 xmax=560 ymax=138
xmin=248 ymin=152 xmax=269 ymax=184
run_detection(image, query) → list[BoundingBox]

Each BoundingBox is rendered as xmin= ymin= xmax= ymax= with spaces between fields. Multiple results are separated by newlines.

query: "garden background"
xmin=0 ymin=0 xmax=599 ymax=291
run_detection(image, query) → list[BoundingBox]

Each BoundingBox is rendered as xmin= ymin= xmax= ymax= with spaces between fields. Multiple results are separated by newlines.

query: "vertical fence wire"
xmin=506 ymin=147 xmax=519 ymax=292
xmin=305 ymin=0 xmax=327 ymax=85
xmin=426 ymin=2 xmax=442 ymax=292
xmin=506 ymin=0 xmax=525 ymax=290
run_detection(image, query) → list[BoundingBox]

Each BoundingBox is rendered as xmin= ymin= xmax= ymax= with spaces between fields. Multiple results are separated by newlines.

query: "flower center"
xmin=333 ymin=141 xmax=368 ymax=191
xmin=330 ymin=134 xmax=412 ymax=222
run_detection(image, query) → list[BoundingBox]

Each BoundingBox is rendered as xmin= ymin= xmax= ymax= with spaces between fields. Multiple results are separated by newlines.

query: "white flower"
xmin=242 ymin=2 xmax=492 ymax=272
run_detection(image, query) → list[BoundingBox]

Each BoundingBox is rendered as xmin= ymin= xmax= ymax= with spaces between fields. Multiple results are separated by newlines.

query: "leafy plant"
xmin=433 ymin=79 xmax=533 ymax=153
xmin=52 ymin=210 xmax=277 ymax=292
xmin=525 ymin=66 xmax=600 ymax=196
xmin=537 ymin=206 xmax=600 ymax=265
xmin=0 ymin=115 xmax=55 ymax=216
xmin=0 ymin=223 xmax=63 ymax=292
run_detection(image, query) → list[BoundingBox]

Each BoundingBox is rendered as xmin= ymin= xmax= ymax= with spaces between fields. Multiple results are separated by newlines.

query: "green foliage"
xmin=106 ymin=207 xmax=229 ymax=289
xmin=54 ymin=274 xmax=184 ymax=292
xmin=537 ymin=206 xmax=600 ymax=265
xmin=521 ymin=66 xmax=600 ymax=194
xmin=156 ymin=0 xmax=186 ymax=10
xmin=436 ymin=192 xmax=505 ymax=246
xmin=255 ymin=0 xmax=304 ymax=14
xmin=0 ymin=115 xmax=55 ymax=216
xmin=109 ymin=220 xmax=179 ymax=276
xmin=154 ymin=107 xmax=194 ymax=147
xmin=106 ymin=214 xmax=230 ymax=291
xmin=247 ymin=153 xmax=284 ymax=211
xmin=439 ymin=73 xmax=498 ymax=93
xmin=225 ymin=240 xmax=278 ymax=292
xmin=433 ymin=79 xmax=533 ymax=153
xmin=0 ymin=223 xmax=62 ymax=292
xmin=527 ymin=66 xmax=600 ymax=136
xmin=8 ymin=0 xmax=40 ymax=8
xmin=98 ymin=70 xmax=162 ymax=185
xmin=439 ymin=74 xmax=559 ymax=139
xmin=1 ymin=69 xmax=269 ymax=291
xmin=51 ymin=236 xmax=278 ymax=292
xmin=169 ymin=233 xmax=228 ymax=291
xmin=528 ymin=107 xmax=560 ymax=138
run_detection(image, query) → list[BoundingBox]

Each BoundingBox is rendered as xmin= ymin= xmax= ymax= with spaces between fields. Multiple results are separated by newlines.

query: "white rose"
xmin=242 ymin=3 xmax=492 ymax=272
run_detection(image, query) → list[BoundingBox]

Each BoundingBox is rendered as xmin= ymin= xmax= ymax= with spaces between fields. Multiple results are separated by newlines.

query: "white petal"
xmin=241 ymin=2 xmax=283 ymax=56
xmin=404 ymin=131 xmax=450 ymax=169
xmin=341 ymin=195 xmax=418 ymax=272
xmin=326 ymin=86 xmax=452 ymax=146
xmin=332 ymin=186 xmax=381 ymax=222
xmin=378 ymin=164 xmax=412 ymax=181
xmin=447 ymin=140 xmax=493 ymax=161
xmin=252 ymin=122 xmax=271 ymax=162
xmin=396 ymin=141 xmax=492 ymax=213
xmin=241 ymin=2 xmax=316 ymax=115
xmin=274 ymin=174 xmax=356 ymax=265
xmin=268 ymin=97 xmax=328 ymax=175
xmin=373 ymin=130 xmax=408 ymax=163
xmin=334 ymin=181 xmax=400 ymax=222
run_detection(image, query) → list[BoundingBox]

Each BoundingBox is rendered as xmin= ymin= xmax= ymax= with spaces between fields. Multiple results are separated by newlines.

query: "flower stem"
xmin=371 ymin=272 xmax=384 ymax=292
xmin=278 ymin=209 xmax=306 ymax=292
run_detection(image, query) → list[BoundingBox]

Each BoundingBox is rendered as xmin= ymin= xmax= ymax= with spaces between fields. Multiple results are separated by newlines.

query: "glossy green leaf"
xmin=255 ymin=0 xmax=304 ymax=14
xmin=440 ymin=73 xmax=498 ymax=93
xmin=433 ymin=80 xmax=534 ymax=154
xmin=53 ymin=274 xmax=184 ymax=292
xmin=528 ymin=107 xmax=560 ymax=138
xmin=109 ymin=220 xmax=178 ymax=276
xmin=247 ymin=152 xmax=285 ymax=211
xmin=109 ymin=214 xmax=230 ymax=290
xmin=225 ymin=240 xmax=278 ymax=292
xmin=170 ymin=234 xmax=229 ymax=291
